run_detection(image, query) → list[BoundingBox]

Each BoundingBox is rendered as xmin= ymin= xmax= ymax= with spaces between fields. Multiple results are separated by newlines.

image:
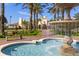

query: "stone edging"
xmin=0 ymin=37 xmax=64 ymax=56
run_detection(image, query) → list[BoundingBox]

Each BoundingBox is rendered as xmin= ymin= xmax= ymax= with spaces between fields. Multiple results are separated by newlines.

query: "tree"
xmin=33 ymin=3 xmax=54 ymax=29
xmin=0 ymin=3 xmax=7 ymax=35
xmin=22 ymin=20 xmax=28 ymax=29
xmin=33 ymin=3 xmax=43 ymax=29
xmin=33 ymin=4 xmax=36 ymax=30
xmin=22 ymin=3 xmax=34 ymax=31
xmin=18 ymin=3 xmax=53 ymax=30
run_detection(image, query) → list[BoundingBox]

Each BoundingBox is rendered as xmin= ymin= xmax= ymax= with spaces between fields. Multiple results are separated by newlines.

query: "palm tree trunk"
xmin=36 ymin=12 xmax=38 ymax=29
xmin=34 ymin=10 xmax=36 ymax=30
xmin=0 ymin=3 xmax=5 ymax=35
xmin=29 ymin=4 xmax=33 ymax=31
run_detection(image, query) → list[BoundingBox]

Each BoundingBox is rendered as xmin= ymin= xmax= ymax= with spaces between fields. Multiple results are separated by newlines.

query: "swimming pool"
xmin=1 ymin=39 xmax=79 ymax=56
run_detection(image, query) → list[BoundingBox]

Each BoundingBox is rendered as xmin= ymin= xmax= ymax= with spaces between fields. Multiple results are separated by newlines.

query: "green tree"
xmin=22 ymin=3 xmax=34 ymax=31
xmin=22 ymin=20 xmax=28 ymax=29
xmin=0 ymin=3 xmax=7 ymax=35
xmin=33 ymin=3 xmax=54 ymax=29
xmin=33 ymin=4 xmax=43 ymax=29
xmin=17 ymin=3 xmax=53 ymax=31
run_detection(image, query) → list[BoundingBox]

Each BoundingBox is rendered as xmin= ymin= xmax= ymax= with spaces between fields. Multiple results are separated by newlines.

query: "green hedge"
xmin=16 ymin=30 xmax=41 ymax=36
xmin=72 ymin=32 xmax=79 ymax=36
xmin=0 ymin=34 xmax=5 ymax=38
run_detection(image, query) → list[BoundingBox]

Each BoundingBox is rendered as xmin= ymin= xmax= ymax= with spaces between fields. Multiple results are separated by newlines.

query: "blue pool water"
xmin=2 ymin=39 xmax=77 ymax=56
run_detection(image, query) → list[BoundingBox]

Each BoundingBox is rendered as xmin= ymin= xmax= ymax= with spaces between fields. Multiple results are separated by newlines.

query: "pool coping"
xmin=0 ymin=37 xmax=64 ymax=56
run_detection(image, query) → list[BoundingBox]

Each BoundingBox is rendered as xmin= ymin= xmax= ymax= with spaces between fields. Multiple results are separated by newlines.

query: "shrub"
xmin=72 ymin=32 xmax=79 ymax=36
xmin=0 ymin=34 xmax=5 ymax=38
xmin=16 ymin=30 xmax=40 ymax=36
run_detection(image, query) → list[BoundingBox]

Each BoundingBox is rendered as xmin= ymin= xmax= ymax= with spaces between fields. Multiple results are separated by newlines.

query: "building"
xmin=8 ymin=23 xmax=18 ymax=28
xmin=18 ymin=17 xmax=23 ymax=28
xmin=8 ymin=18 xmax=23 ymax=29
xmin=38 ymin=16 xmax=48 ymax=29
xmin=18 ymin=17 xmax=28 ymax=29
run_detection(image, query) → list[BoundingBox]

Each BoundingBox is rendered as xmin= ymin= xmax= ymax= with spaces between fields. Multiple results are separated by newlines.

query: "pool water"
xmin=1 ymin=39 xmax=68 ymax=56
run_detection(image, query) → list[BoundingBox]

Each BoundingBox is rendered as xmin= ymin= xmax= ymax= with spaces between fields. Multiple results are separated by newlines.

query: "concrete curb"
xmin=0 ymin=37 xmax=64 ymax=56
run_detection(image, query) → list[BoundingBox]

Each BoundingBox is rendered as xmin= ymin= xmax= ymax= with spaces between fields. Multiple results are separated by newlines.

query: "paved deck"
xmin=0 ymin=29 xmax=55 ymax=45
xmin=0 ymin=29 xmax=79 ymax=45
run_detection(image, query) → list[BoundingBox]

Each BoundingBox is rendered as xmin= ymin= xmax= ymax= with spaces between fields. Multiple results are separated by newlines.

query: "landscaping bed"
xmin=0 ymin=29 xmax=41 ymax=40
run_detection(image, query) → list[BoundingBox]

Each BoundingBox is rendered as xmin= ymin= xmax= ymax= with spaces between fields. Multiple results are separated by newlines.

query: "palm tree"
xmin=20 ymin=3 xmax=34 ymax=31
xmin=33 ymin=3 xmax=52 ymax=29
xmin=20 ymin=3 xmax=53 ymax=30
xmin=49 ymin=3 xmax=59 ymax=21
xmin=22 ymin=20 xmax=28 ymax=29
xmin=0 ymin=3 xmax=5 ymax=35
xmin=17 ymin=3 xmax=42 ymax=31
xmin=33 ymin=3 xmax=42 ymax=29
xmin=33 ymin=4 xmax=36 ymax=30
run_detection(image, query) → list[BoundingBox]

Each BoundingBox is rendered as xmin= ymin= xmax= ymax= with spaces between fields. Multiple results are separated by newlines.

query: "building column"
xmin=54 ymin=12 xmax=56 ymax=20
xmin=61 ymin=8 xmax=64 ymax=20
xmin=55 ymin=12 xmax=57 ymax=21
xmin=66 ymin=8 xmax=71 ymax=20
xmin=56 ymin=8 xmax=58 ymax=21
xmin=57 ymin=8 xmax=60 ymax=20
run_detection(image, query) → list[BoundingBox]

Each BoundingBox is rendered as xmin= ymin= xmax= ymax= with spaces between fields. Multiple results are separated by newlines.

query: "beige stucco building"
xmin=38 ymin=16 xmax=48 ymax=29
xmin=18 ymin=17 xmax=23 ymax=28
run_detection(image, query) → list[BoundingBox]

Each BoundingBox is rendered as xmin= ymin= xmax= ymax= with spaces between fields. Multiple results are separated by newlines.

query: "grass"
xmin=16 ymin=29 xmax=41 ymax=36
xmin=0 ymin=29 xmax=41 ymax=40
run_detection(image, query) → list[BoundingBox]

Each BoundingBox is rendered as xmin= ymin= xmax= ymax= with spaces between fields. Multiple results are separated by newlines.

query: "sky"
xmin=2 ymin=3 xmax=79 ymax=24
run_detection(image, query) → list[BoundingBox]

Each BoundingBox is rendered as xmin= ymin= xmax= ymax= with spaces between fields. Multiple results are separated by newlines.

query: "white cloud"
xmin=18 ymin=11 xmax=29 ymax=16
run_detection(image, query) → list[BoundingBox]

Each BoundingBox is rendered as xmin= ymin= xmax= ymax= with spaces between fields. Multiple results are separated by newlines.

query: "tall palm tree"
xmin=36 ymin=4 xmax=43 ymax=29
xmin=29 ymin=3 xmax=33 ymax=31
xmin=22 ymin=3 xmax=33 ymax=31
xmin=33 ymin=4 xmax=36 ymax=30
xmin=33 ymin=3 xmax=42 ymax=29
xmin=49 ymin=3 xmax=59 ymax=21
xmin=21 ymin=3 xmax=52 ymax=30
xmin=33 ymin=3 xmax=50 ymax=29
xmin=0 ymin=3 xmax=5 ymax=35
xmin=17 ymin=3 xmax=42 ymax=30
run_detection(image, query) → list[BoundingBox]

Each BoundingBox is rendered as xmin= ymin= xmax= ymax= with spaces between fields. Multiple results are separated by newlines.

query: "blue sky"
xmin=5 ymin=3 xmax=30 ymax=24
xmin=4 ymin=3 xmax=79 ymax=24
